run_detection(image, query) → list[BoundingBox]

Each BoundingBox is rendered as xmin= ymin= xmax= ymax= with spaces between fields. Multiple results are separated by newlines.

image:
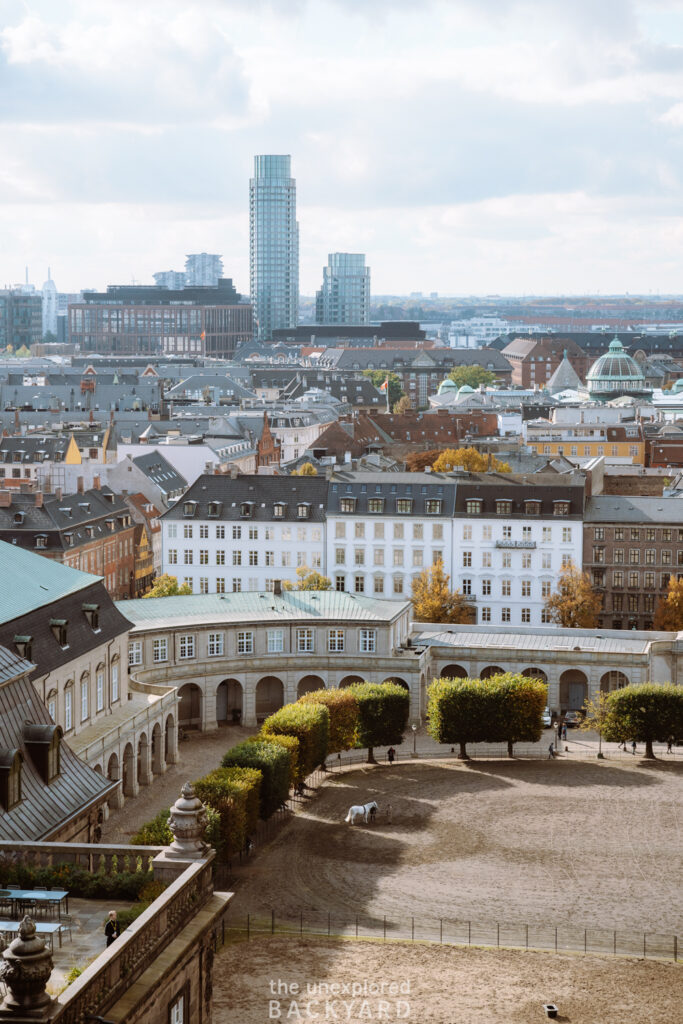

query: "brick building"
xmin=583 ymin=496 xmax=683 ymax=630
xmin=501 ymin=336 xmax=591 ymax=389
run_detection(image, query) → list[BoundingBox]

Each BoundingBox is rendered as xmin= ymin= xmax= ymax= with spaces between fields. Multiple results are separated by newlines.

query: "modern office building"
xmin=249 ymin=155 xmax=299 ymax=341
xmin=69 ymin=280 xmax=253 ymax=358
xmin=185 ymin=252 xmax=224 ymax=286
xmin=315 ymin=253 xmax=370 ymax=325
xmin=0 ymin=288 xmax=42 ymax=351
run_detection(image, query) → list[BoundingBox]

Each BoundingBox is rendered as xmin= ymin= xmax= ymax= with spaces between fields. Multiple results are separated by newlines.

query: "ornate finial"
xmin=0 ymin=916 xmax=55 ymax=1018
xmin=181 ymin=781 xmax=194 ymax=800
xmin=17 ymin=917 xmax=35 ymax=942
xmin=166 ymin=783 xmax=209 ymax=860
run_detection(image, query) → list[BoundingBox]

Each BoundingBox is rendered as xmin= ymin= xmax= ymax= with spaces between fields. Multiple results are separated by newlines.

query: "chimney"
xmin=35 ymin=491 xmax=43 ymax=508
xmin=325 ymin=466 xmax=334 ymax=480
xmin=55 ymin=486 xmax=62 ymax=502
xmin=230 ymin=465 xmax=238 ymax=479
xmin=0 ymin=491 xmax=11 ymax=507
xmin=273 ymin=579 xmax=282 ymax=596
xmin=93 ymin=475 xmax=101 ymax=490
xmin=77 ymin=476 xmax=84 ymax=494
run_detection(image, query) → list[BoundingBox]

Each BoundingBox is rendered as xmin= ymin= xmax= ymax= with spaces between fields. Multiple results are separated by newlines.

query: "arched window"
xmin=111 ymin=656 xmax=120 ymax=702
xmin=64 ymin=682 xmax=74 ymax=731
xmin=96 ymin=663 xmax=105 ymax=712
xmin=47 ymin=689 xmax=57 ymax=723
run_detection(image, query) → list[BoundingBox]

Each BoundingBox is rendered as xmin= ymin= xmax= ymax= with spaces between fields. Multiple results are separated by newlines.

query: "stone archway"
xmin=521 ymin=667 xmax=548 ymax=685
xmin=600 ymin=670 xmax=629 ymax=692
xmin=165 ymin=713 xmax=178 ymax=765
xmin=178 ymin=683 xmax=202 ymax=730
xmin=297 ymin=675 xmax=325 ymax=698
xmin=255 ymin=676 xmax=284 ymax=722
xmin=339 ymin=674 xmax=365 ymax=688
xmin=137 ymin=732 xmax=151 ymax=785
xmin=440 ymin=664 xmax=468 ymax=680
xmin=480 ymin=666 xmax=505 ymax=679
xmin=122 ymin=742 xmax=135 ymax=798
xmin=382 ymin=677 xmax=409 ymax=690
xmin=93 ymin=763 xmax=103 ymax=774
xmin=151 ymin=722 xmax=164 ymax=774
xmin=216 ymin=679 xmax=243 ymax=725
xmin=559 ymin=669 xmax=588 ymax=710
xmin=107 ymin=751 xmax=119 ymax=783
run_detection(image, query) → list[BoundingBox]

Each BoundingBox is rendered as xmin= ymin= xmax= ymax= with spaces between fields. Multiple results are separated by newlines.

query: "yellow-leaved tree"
xmin=411 ymin=559 xmax=475 ymax=624
xmin=653 ymin=576 xmax=683 ymax=630
xmin=282 ymin=567 xmax=332 ymax=591
xmin=544 ymin=562 xmax=602 ymax=628
xmin=290 ymin=462 xmax=318 ymax=476
xmin=431 ymin=447 xmax=511 ymax=473
xmin=144 ymin=574 xmax=193 ymax=598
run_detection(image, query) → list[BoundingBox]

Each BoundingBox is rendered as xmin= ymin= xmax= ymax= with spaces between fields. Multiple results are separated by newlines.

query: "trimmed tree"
xmin=348 ymin=681 xmax=410 ymax=764
xmin=193 ymin=766 xmax=262 ymax=859
xmin=262 ymin=703 xmax=330 ymax=780
xmin=222 ymin=740 xmax=291 ymax=819
xmin=602 ymin=683 xmax=683 ymax=760
xmin=447 ymin=365 xmax=496 ymax=389
xmin=494 ymin=673 xmax=547 ymax=757
xmin=427 ymin=677 xmax=500 ymax=759
xmin=544 ymin=561 xmax=602 ymax=628
xmin=298 ymin=688 xmax=359 ymax=755
xmin=411 ymin=559 xmax=475 ymax=624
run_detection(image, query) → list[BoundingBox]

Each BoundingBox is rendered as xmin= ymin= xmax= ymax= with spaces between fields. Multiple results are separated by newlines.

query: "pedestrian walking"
xmin=548 ymin=742 xmax=555 ymax=759
xmin=386 ymin=803 xmax=393 ymax=824
xmin=104 ymin=910 xmax=120 ymax=947
xmin=562 ymin=725 xmax=567 ymax=741
xmin=631 ymin=740 xmax=637 ymax=755
xmin=387 ymin=747 xmax=396 ymax=765
xmin=667 ymin=736 xmax=674 ymax=754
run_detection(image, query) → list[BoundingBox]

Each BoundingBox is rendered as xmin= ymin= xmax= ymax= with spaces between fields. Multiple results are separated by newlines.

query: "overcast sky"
xmin=3 ymin=0 xmax=683 ymax=296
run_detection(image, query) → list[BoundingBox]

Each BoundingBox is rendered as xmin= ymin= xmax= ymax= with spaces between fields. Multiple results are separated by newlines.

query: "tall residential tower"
xmin=249 ymin=155 xmax=299 ymax=341
xmin=315 ymin=253 xmax=370 ymax=325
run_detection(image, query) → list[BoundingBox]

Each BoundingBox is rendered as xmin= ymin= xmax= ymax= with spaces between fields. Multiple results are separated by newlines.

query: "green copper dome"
xmin=457 ymin=384 xmax=475 ymax=394
xmin=586 ymin=337 xmax=648 ymax=397
xmin=672 ymin=378 xmax=683 ymax=394
xmin=437 ymin=377 xmax=458 ymax=394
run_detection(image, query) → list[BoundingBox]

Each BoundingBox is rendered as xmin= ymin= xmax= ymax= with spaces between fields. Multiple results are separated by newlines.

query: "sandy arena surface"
xmin=213 ymin=935 xmax=682 ymax=1024
xmin=227 ymin=760 xmax=683 ymax=933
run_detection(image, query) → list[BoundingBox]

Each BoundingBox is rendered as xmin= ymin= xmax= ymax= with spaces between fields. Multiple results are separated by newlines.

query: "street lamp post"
xmin=411 ymin=722 xmax=417 ymax=758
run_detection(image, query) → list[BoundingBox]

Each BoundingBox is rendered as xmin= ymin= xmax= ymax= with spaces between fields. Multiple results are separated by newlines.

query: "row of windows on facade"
xmin=168 ymin=550 xmax=323 ymax=567
xmin=592 ymin=547 xmax=683 ymax=566
xmin=591 ymin=526 xmax=683 ymax=542
xmin=128 ymin=627 xmax=379 ymax=664
xmin=181 ymin=500 xmax=315 ymax=520
xmin=167 ymin=523 xmax=323 ymax=541
xmin=45 ymin=663 xmax=120 ymax=732
xmin=531 ymin=445 xmax=641 ymax=457
xmin=337 ymin=498 xmax=573 ymax=516
xmin=591 ymin=570 xmax=682 ymax=592
xmin=336 ymin=548 xmax=572 ymax=569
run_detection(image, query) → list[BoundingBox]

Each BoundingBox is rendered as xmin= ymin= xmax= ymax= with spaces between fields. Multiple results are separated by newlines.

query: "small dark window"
xmin=0 ymin=750 xmax=23 ymax=810
xmin=13 ymin=635 xmax=32 ymax=661
xmin=83 ymin=603 xmax=100 ymax=631
xmin=50 ymin=619 xmax=68 ymax=647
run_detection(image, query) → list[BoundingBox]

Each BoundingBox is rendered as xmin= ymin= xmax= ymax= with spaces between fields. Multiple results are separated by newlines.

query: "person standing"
xmin=387 ymin=747 xmax=395 ymax=765
xmin=667 ymin=736 xmax=674 ymax=754
xmin=386 ymin=803 xmax=393 ymax=824
xmin=631 ymin=740 xmax=637 ymax=756
xmin=104 ymin=910 xmax=120 ymax=947
xmin=548 ymin=742 xmax=555 ymax=759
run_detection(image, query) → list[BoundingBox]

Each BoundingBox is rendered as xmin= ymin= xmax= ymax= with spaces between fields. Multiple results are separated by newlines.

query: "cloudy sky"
xmin=3 ymin=0 xmax=683 ymax=296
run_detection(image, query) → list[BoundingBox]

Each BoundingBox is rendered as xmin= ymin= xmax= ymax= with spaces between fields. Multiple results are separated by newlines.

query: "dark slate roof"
xmin=161 ymin=473 xmax=328 ymax=523
xmin=0 ymin=661 xmax=114 ymax=841
xmin=0 ymin=575 xmax=132 ymax=679
xmin=131 ymin=452 xmax=188 ymax=494
xmin=454 ymin=472 xmax=585 ymax=518
xmin=0 ymin=487 xmax=131 ymax=555
xmin=0 ymin=645 xmax=34 ymax=684
xmin=584 ymin=495 xmax=683 ymax=524
xmin=317 ymin=347 xmax=513 ymax=374
xmin=0 ymin=436 xmax=70 ymax=463
xmin=328 ymin=470 xmax=457 ymax=517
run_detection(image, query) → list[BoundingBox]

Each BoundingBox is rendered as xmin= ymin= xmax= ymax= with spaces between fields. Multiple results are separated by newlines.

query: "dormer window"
xmin=50 ymin=619 xmax=68 ymax=648
xmin=297 ymin=503 xmax=310 ymax=519
xmin=339 ymin=498 xmax=356 ymax=513
xmin=64 ymin=532 xmax=75 ymax=546
xmin=553 ymin=501 xmax=570 ymax=516
xmin=106 ymin=518 xmax=115 ymax=531
xmin=368 ymin=498 xmax=384 ymax=513
xmin=35 ymin=534 xmax=47 ymax=549
xmin=525 ymin=500 xmax=542 ymax=515
xmin=183 ymin=501 xmax=197 ymax=518
xmin=59 ymin=507 xmax=72 ymax=518
xmin=425 ymin=499 xmax=442 ymax=515
xmin=83 ymin=603 xmax=100 ymax=631
xmin=466 ymin=499 xmax=483 ymax=515
xmin=240 ymin=501 xmax=254 ymax=518
xmin=85 ymin=526 xmax=95 ymax=538
xmin=23 ymin=724 xmax=62 ymax=783
xmin=0 ymin=750 xmax=23 ymax=810
xmin=79 ymin=502 xmax=91 ymax=513
xmin=273 ymin=502 xmax=287 ymax=518
xmin=396 ymin=498 xmax=413 ymax=514
xmin=13 ymin=511 xmax=25 ymax=525
xmin=207 ymin=501 xmax=222 ymax=518
xmin=14 ymin=635 xmax=32 ymax=661
xmin=496 ymin=500 xmax=513 ymax=515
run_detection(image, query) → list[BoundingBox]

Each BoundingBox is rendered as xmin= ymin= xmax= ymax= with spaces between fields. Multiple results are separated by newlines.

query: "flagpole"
xmin=385 ymin=377 xmax=390 ymax=412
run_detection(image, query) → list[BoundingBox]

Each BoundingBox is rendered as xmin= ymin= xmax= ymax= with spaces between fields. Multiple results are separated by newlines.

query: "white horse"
xmin=345 ymin=800 xmax=378 ymax=825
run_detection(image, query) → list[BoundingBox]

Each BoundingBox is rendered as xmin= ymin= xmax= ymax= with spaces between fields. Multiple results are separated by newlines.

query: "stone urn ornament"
xmin=166 ymin=782 xmax=209 ymax=859
xmin=0 ymin=916 xmax=56 ymax=1020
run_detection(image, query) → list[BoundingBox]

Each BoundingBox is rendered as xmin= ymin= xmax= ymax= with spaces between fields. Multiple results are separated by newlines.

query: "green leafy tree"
xmin=578 ymin=691 xmax=614 ymax=759
xmin=362 ymin=370 xmax=404 ymax=407
xmin=544 ymin=561 xmax=602 ymax=628
xmin=411 ymin=559 xmax=475 ymax=624
xmin=262 ymin=703 xmax=330 ymax=779
xmin=298 ymin=688 xmax=359 ymax=754
xmin=222 ymin=740 xmax=291 ymax=819
xmin=144 ymin=574 xmax=193 ymax=598
xmin=291 ymin=462 xmax=318 ymax=476
xmin=653 ymin=576 xmax=683 ymax=630
xmin=602 ymin=683 xmax=683 ymax=759
xmin=282 ymin=567 xmax=332 ymax=591
xmin=494 ymin=673 xmax=547 ymax=757
xmin=431 ymin=447 xmax=511 ymax=473
xmin=427 ymin=677 xmax=501 ymax=759
xmin=348 ymin=681 xmax=410 ymax=764
xmin=447 ymin=365 xmax=496 ymax=389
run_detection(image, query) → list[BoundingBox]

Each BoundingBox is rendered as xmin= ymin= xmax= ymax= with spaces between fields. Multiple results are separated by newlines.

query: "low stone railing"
xmin=0 ymin=840 xmax=165 ymax=876
xmin=52 ymin=855 xmax=215 ymax=1023
xmin=73 ymin=685 xmax=177 ymax=765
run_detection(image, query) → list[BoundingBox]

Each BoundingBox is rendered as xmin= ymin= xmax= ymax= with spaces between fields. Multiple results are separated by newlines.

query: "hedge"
xmin=194 ymin=765 xmax=262 ymax=860
xmin=0 ymin=860 xmax=156 ymax=901
xmin=254 ymin=731 xmax=301 ymax=787
xmin=348 ymin=682 xmax=410 ymax=762
xmin=298 ymin=688 xmax=359 ymax=754
xmin=262 ymin=703 xmax=330 ymax=779
xmin=222 ymin=740 xmax=291 ymax=819
xmin=130 ymin=808 xmax=173 ymax=846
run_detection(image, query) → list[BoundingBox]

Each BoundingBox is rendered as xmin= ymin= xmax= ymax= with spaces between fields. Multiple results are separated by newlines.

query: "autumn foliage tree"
xmin=282 ymin=567 xmax=332 ymax=591
xmin=144 ymin=574 xmax=193 ymax=598
xmin=544 ymin=561 xmax=602 ymax=628
xmin=411 ymin=559 xmax=476 ymax=624
xmin=431 ymin=447 xmax=511 ymax=473
xmin=290 ymin=462 xmax=318 ymax=476
xmin=653 ymin=576 xmax=683 ymax=631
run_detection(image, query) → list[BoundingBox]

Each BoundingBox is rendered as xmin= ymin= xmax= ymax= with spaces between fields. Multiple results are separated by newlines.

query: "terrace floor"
xmin=42 ymin=897 xmax=133 ymax=995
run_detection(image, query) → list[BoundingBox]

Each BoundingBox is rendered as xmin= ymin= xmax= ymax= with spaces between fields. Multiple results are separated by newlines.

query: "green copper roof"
xmin=437 ymin=377 xmax=458 ymax=394
xmin=586 ymin=335 xmax=647 ymax=388
xmin=0 ymin=540 xmax=101 ymax=624
xmin=119 ymin=591 xmax=410 ymax=631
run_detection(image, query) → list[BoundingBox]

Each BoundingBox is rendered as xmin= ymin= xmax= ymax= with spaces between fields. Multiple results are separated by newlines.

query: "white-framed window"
xmin=521 ymin=608 xmax=531 ymax=623
xmin=463 ymin=524 xmax=472 ymax=540
xmin=482 ymin=552 xmax=492 ymax=568
xmin=393 ymin=548 xmax=404 ymax=566
xmin=267 ymin=629 xmax=284 ymax=653
xmin=297 ymin=628 xmax=314 ymax=653
xmin=265 ymin=551 xmax=274 ymax=566
xmin=501 ymin=607 xmax=511 ymax=622
xmin=232 ymin=525 xmax=241 ymax=539
xmin=233 ymin=551 xmax=242 ymax=565
xmin=462 ymin=551 xmax=472 ymax=567
xmin=335 ymin=522 xmax=346 ymax=539
xmin=374 ymin=522 xmax=385 ymax=539
xmin=297 ymin=551 xmax=306 ymax=567
xmin=183 ymin=577 xmax=193 ymax=592
xmin=328 ymin=629 xmax=345 ymax=652
xmin=216 ymin=576 xmax=225 ymax=593
xmin=80 ymin=678 xmax=89 ymax=721
xmin=183 ymin=550 xmax=193 ymax=564
xmin=96 ymin=669 xmax=104 ymax=712
xmin=482 ymin=525 xmax=492 ymax=541
xmin=216 ymin=550 xmax=225 ymax=565
xmin=562 ymin=527 xmax=572 ymax=542
xmin=199 ymin=549 xmax=209 ymax=564
xmin=413 ymin=523 xmax=423 ymax=540
xmin=64 ymin=687 xmax=73 ymax=731
xmin=216 ymin=524 xmax=225 ymax=539
xmin=374 ymin=576 xmax=384 ymax=594
xmin=335 ymin=548 xmax=346 ymax=565
xmin=128 ymin=640 xmax=143 ymax=666
xmin=542 ymin=527 xmax=552 ymax=543
xmin=521 ymin=579 xmax=531 ymax=597
xmin=501 ymin=579 xmax=511 ymax=597
xmin=501 ymin=552 xmax=512 ymax=568
xmin=238 ymin=631 xmax=253 ymax=654
xmin=168 ymin=524 xmax=177 ymax=538
xmin=168 ymin=549 xmax=178 ymax=564
xmin=481 ymin=606 xmax=491 ymax=622
xmin=169 ymin=991 xmax=185 ymax=1024
xmin=179 ymin=634 xmax=195 ymax=659
xmin=360 ymin=628 xmax=376 ymax=652
xmin=432 ymin=523 xmax=444 ymax=540
xmin=374 ymin=548 xmax=384 ymax=566
xmin=354 ymin=548 xmax=365 ymax=566
xmin=393 ymin=575 xmax=404 ymax=594
xmin=412 ymin=549 xmax=423 ymax=567
xmin=183 ymin=524 xmax=193 ymax=538
xmin=199 ymin=524 xmax=208 ymax=538
xmin=393 ymin=522 xmax=404 ymax=539
xmin=208 ymin=632 xmax=224 ymax=656
xmin=282 ymin=551 xmax=291 ymax=566
xmin=522 ymin=553 xmax=532 ymax=569
xmin=199 ymin=577 xmax=209 ymax=594
xmin=153 ymin=638 xmax=168 ymax=663
xmin=112 ymin=663 xmax=119 ymax=702
xmin=48 ymin=693 xmax=56 ymax=722
xmin=355 ymin=522 xmax=365 ymax=538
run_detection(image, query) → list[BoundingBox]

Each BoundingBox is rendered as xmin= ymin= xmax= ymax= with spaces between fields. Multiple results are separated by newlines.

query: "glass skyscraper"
xmin=249 ymin=155 xmax=299 ymax=341
xmin=315 ymin=253 xmax=371 ymax=325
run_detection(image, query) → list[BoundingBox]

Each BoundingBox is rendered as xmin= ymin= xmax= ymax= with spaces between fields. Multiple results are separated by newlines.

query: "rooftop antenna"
xmin=25 ymin=266 xmax=29 ymax=285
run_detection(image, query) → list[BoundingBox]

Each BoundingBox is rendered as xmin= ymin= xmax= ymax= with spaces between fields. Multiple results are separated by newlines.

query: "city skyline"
xmin=4 ymin=1 xmax=683 ymax=295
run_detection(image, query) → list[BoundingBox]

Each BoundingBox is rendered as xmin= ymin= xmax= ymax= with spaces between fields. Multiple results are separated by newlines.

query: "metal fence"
xmin=224 ymin=908 xmax=679 ymax=963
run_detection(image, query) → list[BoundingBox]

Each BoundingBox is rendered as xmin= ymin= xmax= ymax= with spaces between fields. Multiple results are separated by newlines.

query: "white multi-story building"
xmin=160 ymin=475 xmax=328 ymax=593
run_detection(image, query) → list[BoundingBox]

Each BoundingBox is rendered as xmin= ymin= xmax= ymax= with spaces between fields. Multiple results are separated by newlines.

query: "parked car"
xmin=542 ymin=707 xmax=552 ymax=727
xmin=563 ymin=710 xmax=583 ymax=728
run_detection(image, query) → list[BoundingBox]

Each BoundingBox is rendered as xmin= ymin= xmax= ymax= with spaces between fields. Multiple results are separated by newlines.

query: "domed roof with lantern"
xmin=586 ymin=337 xmax=651 ymax=401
